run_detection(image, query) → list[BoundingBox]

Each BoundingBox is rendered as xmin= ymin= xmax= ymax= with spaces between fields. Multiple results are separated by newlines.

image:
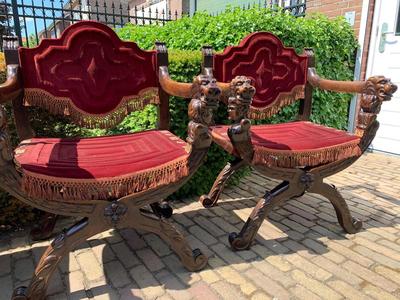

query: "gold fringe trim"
xmin=21 ymin=156 xmax=189 ymax=201
xmin=252 ymin=142 xmax=362 ymax=168
xmin=23 ymin=87 xmax=160 ymax=129
xmin=248 ymin=85 xmax=305 ymax=120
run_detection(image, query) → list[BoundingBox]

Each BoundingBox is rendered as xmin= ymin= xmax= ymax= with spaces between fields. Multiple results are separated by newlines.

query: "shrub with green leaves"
xmin=0 ymin=8 xmax=358 ymax=228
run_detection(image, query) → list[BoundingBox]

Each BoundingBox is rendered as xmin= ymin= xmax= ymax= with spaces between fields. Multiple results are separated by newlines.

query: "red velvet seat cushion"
xmin=14 ymin=130 xmax=189 ymax=201
xmin=211 ymin=121 xmax=361 ymax=168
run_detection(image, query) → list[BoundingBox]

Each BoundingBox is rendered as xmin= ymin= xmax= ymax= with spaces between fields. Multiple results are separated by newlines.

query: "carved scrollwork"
xmin=356 ymin=77 xmax=397 ymax=150
xmin=363 ymin=76 xmax=397 ymax=101
xmin=187 ymin=75 xmax=220 ymax=150
xmin=227 ymin=76 xmax=256 ymax=162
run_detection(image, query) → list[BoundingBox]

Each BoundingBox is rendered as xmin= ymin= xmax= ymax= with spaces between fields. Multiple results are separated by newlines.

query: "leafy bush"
xmin=118 ymin=8 xmax=358 ymax=129
xmin=0 ymin=8 xmax=358 ymax=228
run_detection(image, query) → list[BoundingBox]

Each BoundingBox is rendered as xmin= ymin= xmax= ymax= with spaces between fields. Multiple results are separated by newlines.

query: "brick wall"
xmin=307 ymin=0 xmax=364 ymax=35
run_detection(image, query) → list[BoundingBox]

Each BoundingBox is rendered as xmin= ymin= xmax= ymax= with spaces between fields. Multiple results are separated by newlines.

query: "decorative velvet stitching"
xmin=213 ymin=32 xmax=308 ymax=116
xmin=19 ymin=21 xmax=158 ymax=116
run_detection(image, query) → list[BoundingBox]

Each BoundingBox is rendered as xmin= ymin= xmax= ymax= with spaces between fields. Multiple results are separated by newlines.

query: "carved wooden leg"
xmin=229 ymin=181 xmax=300 ymax=251
xmin=30 ymin=212 xmax=58 ymax=241
xmin=199 ymin=158 xmax=246 ymax=207
xmin=132 ymin=211 xmax=207 ymax=271
xmin=309 ymin=182 xmax=362 ymax=234
xmin=12 ymin=218 xmax=109 ymax=300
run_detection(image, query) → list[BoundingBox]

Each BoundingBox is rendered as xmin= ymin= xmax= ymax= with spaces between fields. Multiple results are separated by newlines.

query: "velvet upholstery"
xmin=213 ymin=32 xmax=308 ymax=118
xmin=211 ymin=121 xmax=361 ymax=168
xmin=14 ymin=130 xmax=190 ymax=200
xmin=18 ymin=21 xmax=158 ymax=127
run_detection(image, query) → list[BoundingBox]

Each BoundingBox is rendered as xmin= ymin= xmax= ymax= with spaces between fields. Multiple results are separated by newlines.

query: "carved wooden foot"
xmin=229 ymin=181 xmax=297 ymax=250
xmin=30 ymin=212 xmax=58 ymax=241
xmin=14 ymin=218 xmax=108 ymax=300
xmin=133 ymin=212 xmax=207 ymax=271
xmin=199 ymin=158 xmax=246 ymax=207
xmin=309 ymin=182 xmax=362 ymax=234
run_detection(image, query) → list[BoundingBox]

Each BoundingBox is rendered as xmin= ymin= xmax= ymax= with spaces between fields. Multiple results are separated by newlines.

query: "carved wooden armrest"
xmin=186 ymin=74 xmax=220 ymax=151
xmin=307 ymin=68 xmax=398 ymax=97
xmin=355 ymin=77 xmax=398 ymax=151
xmin=0 ymin=65 xmax=22 ymax=104
xmin=226 ymin=76 xmax=256 ymax=162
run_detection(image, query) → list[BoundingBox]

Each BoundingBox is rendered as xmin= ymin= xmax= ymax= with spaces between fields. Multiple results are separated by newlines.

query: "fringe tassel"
xmin=252 ymin=142 xmax=362 ymax=168
xmin=248 ymin=86 xmax=305 ymax=120
xmin=21 ymin=157 xmax=189 ymax=201
xmin=23 ymin=88 xmax=159 ymax=129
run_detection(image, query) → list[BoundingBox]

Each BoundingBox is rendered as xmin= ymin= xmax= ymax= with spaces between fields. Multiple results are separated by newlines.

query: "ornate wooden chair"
xmin=199 ymin=32 xmax=397 ymax=250
xmin=0 ymin=21 xmax=220 ymax=299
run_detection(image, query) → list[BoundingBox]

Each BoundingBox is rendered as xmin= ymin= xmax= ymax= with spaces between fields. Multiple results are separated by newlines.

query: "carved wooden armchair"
xmin=0 ymin=21 xmax=220 ymax=299
xmin=199 ymin=32 xmax=397 ymax=250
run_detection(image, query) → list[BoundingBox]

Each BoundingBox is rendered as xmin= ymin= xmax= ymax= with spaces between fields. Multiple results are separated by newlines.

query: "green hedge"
xmin=0 ymin=8 xmax=358 ymax=228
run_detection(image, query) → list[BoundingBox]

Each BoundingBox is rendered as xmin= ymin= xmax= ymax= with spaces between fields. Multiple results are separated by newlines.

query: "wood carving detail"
xmin=227 ymin=76 xmax=256 ymax=162
xmin=356 ymin=76 xmax=397 ymax=151
xmin=187 ymin=75 xmax=220 ymax=151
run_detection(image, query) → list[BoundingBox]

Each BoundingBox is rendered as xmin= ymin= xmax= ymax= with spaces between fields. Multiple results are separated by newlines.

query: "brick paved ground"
xmin=1 ymin=152 xmax=400 ymax=300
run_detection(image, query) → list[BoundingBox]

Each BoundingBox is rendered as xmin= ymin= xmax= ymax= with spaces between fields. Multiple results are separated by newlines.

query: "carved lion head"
xmin=366 ymin=76 xmax=398 ymax=102
xmin=230 ymin=76 xmax=256 ymax=100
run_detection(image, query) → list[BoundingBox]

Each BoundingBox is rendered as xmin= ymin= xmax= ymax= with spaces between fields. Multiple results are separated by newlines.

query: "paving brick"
xmin=188 ymin=225 xmax=218 ymax=245
xmin=188 ymin=281 xmax=220 ymax=300
xmin=193 ymin=216 xmax=225 ymax=237
xmin=211 ymin=281 xmax=247 ymax=300
xmin=142 ymin=234 xmax=171 ymax=257
xmin=284 ymin=253 xmax=332 ymax=281
xmin=326 ymin=240 xmax=373 ymax=267
xmin=290 ymin=285 xmax=322 ymax=300
xmin=0 ymin=255 xmax=11 ymax=276
xmin=118 ymin=283 xmax=145 ymax=300
xmin=211 ymin=243 xmax=249 ymax=271
xmin=47 ymin=269 xmax=65 ymax=295
xmin=59 ymin=252 xmax=80 ymax=274
xmin=76 ymin=250 xmax=105 ymax=282
xmin=198 ymin=267 xmax=220 ymax=284
xmin=14 ymin=257 xmax=35 ymax=281
xmin=302 ymin=238 xmax=345 ymax=264
xmin=245 ymin=268 xmax=291 ymax=300
xmin=252 ymin=260 xmax=295 ymax=288
xmin=313 ymin=256 xmax=363 ymax=286
xmin=110 ymin=241 xmax=140 ymax=269
xmin=353 ymin=245 xmax=400 ymax=269
xmin=0 ymin=275 xmax=13 ymax=300
xmin=65 ymin=270 xmax=86 ymax=293
xmin=155 ymin=269 xmax=192 ymax=300
xmin=327 ymin=280 xmax=373 ymax=300
xmin=136 ymin=248 xmax=165 ymax=272
xmin=162 ymin=254 xmax=201 ymax=285
xmin=104 ymin=260 xmax=130 ymax=288
xmin=362 ymin=284 xmax=399 ymax=300
xmin=90 ymin=241 xmax=116 ymax=265
xmin=374 ymin=265 xmax=400 ymax=285
xmin=251 ymin=292 xmax=272 ymax=300
xmin=291 ymin=270 xmax=341 ymax=300
xmin=343 ymin=261 xmax=398 ymax=292
xmin=119 ymin=228 xmax=146 ymax=250
xmin=129 ymin=265 xmax=164 ymax=299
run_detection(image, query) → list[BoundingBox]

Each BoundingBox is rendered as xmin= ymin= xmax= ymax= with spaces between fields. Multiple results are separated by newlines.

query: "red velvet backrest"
xmin=214 ymin=32 xmax=308 ymax=119
xmin=18 ymin=21 xmax=159 ymax=128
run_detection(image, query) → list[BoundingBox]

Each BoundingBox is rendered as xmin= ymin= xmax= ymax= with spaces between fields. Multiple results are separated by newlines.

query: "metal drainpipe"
xmin=347 ymin=0 xmax=371 ymax=133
